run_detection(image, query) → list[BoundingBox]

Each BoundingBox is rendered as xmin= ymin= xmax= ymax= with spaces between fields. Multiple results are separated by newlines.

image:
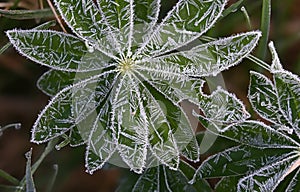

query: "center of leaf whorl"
xmin=118 ymin=58 xmax=135 ymax=73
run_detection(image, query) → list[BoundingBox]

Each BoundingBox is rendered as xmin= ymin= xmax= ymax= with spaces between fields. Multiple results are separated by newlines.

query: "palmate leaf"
xmin=193 ymin=42 xmax=300 ymax=191
xmin=7 ymin=0 xmax=261 ymax=174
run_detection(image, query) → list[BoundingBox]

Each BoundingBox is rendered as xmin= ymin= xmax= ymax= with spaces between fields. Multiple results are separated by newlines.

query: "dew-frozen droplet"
xmin=85 ymin=41 xmax=95 ymax=53
xmin=14 ymin=123 xmax=21 ymax=130
xmin=55 ymin=145 xmax=61 ymax=150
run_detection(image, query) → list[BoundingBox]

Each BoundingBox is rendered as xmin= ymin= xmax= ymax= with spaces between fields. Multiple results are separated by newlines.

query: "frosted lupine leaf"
xmin=136 ymin=0 xmax=227 ymax=57
xmin=31 ymin=72 xmax=114 ymax=143
xmin=37 ymin=70 xmax=77 ymax=96
xmin=249 ymin=42 xmax=300 ymax=137
xmin=85 ymin=111 xmax=116 ymax=173
xmin=196 ymin=131 xmax=237 ymax=155
xmin=85 ymin=73 xmax=120 ymax=173
xmin=150 ymin=31 xmax=261 ymax=77
xmin=135 ymin=60 xmax=205 ymax=105
xmin=31 ymin=90 xmax=74 ymax=143
xmin=131 ymin=0 xmax=160 ymax=51
xmin=274 ymin=72 xmax=300 ymax=136
xmin=130 ymin=161 xmax=211 ymax=192
xmin=282 ymin=168 xmax=300 ymax=191
xmin=196 ymin=87 xmax=250 ymax=129
xmin=288 ymin=168 xmax=300 ymax=191
xmin=139 ymin=82 xmax=180 ymax=169
xmin=273 ymin=167 xmax=300 ymax=192
xmin=6 ymin=30 xmax=114 ymax=72
xmin=143 ymin=82 xmax=200 ymax=162
xmin=54 ymin=0 xmax=119 ymax=58
xmin=269 ymin=42 xmax=284 ymax=72
xmin=201 ymin=120 xmax=299 ymax=148
xmin=237 ymin=154 xmax=300 ymax=192
xmin=248 ymin=71 xmax=291 ymax=131
xmin=192 ymin=145 xmax=295 ymax=180
xmin=112 ymin=74 xmax=148 ymax=173
xmin=37 ymin=69 xmax=103 ymax=96
xmin=146 ymin=80 xmax=199 ymax=163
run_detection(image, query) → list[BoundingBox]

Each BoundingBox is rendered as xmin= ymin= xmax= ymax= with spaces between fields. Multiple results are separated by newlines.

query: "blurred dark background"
xmin=1 ymin=0 xmax=300 ymax=191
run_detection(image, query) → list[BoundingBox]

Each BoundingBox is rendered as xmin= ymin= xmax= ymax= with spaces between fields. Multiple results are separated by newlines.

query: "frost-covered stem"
xmin=0 ymin=123 xmax=21 ymax=136
xmin=257 ymin=0 xmax=271 ymax=60
xmin=247 ymin=54 xmax=270 ymax=71
xmin=46 ymin=164 xmax=58 ymax=192
xmin=221 ymin=0 xmax=244 ymax=18
xmin=16 ymin=138 xmax=59 ymax=192
xmin=46 ymin=0 xmax=67 ymax=33
xmin=0 ymin=169 xmax=20 ymax=185
xmin=0 ymin=42 xmax=11 ymax=55
xmin=241 ymin=6 xmax=252 ymax=30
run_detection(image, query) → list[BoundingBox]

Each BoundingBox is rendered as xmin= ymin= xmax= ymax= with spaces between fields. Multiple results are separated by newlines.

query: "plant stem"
xmin=222 ymin=0 xmax=245 ymax=19
xmin=247 ymin=55 xmax=270 ymax=71
xmin=257 ymin=0 xmax=271 ymax=60
xmin=16 ymin=138 xmax=59 ymax=192
xmin=47 ymin=0 xmax=67 ymax=33
xmin=241 ymin=6 xmax=252 ymax=30
xmin=0 ymin=169 xmax=20 ymax=185
xmin=0 ymin=123 xmax=21 ymax=136
xmin=46 ymin=164 xmax=58 ymax=192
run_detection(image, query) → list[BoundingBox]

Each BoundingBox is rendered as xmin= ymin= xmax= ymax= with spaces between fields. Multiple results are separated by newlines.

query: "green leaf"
xmin=212 ymin=121 xmax=299 ymax=148
xmin=222 ymin=0 xmax=245 ymax=18
xmin=31 ymin=71 xmax=115 ymax=143
xmin=197 ymin=87 xmax=250 ymax=128
xmin=196 ymin=131 xmax=237 ymax=155
xmin=249 ymin=71 xmax=291 ymax=130
xmin=6 ymin=30 xmax=113 ymax=72
xmin=140 ymin=80 xmax=200 ymax=163
xmin=54 ymin=0 xmax=120 ymax=58
xmin=37 ymin=69 xmax=110 ymax=97
xmin=237 ymin=154 xmax=300 ymax=192
xmin=112 ymin=74 xmax=148 ymax=173
xmin=135 ymin=63 xmax=205 ymax=105
xmin=274 ymin=167 xmax=300 ymax=192
xmin=1 ymin=20 xmax=56 ymax=55
xmin=153 ymin=31 xmax=261 ymax=77
xmin=0 ymin=8 xmax=53 ymax=20
xmin=137 ymin=0 xmax=227 ymax=57
xmin=274 ymin=71 xmax=300 ymax=135
xmin=37 ymin=70 xmax=76 ymax=96
xmin=193 ymin=145 xmax=294 ymax=179
xmin=139 ymin=83 xmax=180 ymax=169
